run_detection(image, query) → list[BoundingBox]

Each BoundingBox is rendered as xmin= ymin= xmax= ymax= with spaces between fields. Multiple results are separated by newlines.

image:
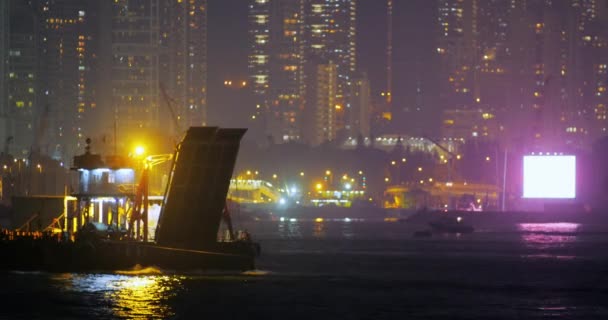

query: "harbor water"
xmin=2 ymin=218 xmax=608 ymax=319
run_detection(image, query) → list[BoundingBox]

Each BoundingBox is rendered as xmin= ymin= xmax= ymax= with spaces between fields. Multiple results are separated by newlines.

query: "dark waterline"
xmin=2 ymin=220 xmax=608 ymax=319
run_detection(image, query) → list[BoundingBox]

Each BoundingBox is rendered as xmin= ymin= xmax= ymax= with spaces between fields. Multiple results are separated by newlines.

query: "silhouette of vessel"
xmin=0 ymin=127 xmax=258 ymax=272
xmin=429 ymin=216 xmax=474 ymax=234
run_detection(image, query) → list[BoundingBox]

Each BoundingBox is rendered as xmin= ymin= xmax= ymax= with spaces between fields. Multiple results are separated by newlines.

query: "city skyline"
xmin=1 ymin=0 xmax=608 ymax=163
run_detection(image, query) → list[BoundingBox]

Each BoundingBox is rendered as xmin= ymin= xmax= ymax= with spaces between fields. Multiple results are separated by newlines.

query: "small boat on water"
xmin=429 ymin=216 xmax=474 ymax=234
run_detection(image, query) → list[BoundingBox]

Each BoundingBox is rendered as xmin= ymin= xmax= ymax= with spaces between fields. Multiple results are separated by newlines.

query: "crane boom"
xmin=424 ymin=135 xmax=457 ymax=184
xmin=424 ymin=135 xmax=455 ymax=158
xmin=159 ymin=83 xmax=182 ymax=138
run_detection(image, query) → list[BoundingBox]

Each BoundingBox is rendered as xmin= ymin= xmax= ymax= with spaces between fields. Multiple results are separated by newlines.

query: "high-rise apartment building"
xmin=108 ymin=0 xmax=161 ymax=138
xmin=573 ymin=0 xmax=608 ymax=141
xmin=510 ymin=0 xmax=608 ymax=148
xmin=38 ymin=0 xmax=100 ymax=161
xmin=436 ymin=0 xmax=477 ymax=111
xmin=349 ymin=72 xmax=371 ymax=138
xmin=305 ymin=0 xmax=356 ymax=140
xmin=269 ymin=0 xmax=306 ymax=141
xmin=2 ymin=0 xmax=208 ymax=161
xmin=248 ymin=0 xmax=305 ymax=142
xmin=434 ymin=0 xmax=605 ymax=149
xmin=475 ymin=0 xmax=513 ymax=110
xmin=303 ymin=62 xmax=337 ymax=146
xmin=159 ymin=0 xmax=208 ymax=133
xmin=1 ymin=1 xmax=38 ymax=158
xmin=249 ymin=0 xmax=272 ymax=122
xmin=97 ymin=0 xmax=208 ymax=145
xmin=0 ymin=1 xmax=102 ymax=161
xmin=306 ymin=0 xmax=356 ymax=102
xmin=248 ymin=0 xmax=356 ymax=144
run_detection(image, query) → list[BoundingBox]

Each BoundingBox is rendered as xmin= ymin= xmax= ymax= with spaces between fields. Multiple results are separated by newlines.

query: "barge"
xmin=0 ymin=127 xmax=258 ymax=272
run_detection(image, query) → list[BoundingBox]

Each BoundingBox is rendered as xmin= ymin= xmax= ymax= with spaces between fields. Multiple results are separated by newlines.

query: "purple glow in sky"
xmin=523 ymin=155 xmax=576 ymax=199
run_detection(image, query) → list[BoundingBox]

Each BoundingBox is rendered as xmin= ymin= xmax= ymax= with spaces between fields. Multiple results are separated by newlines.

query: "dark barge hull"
xmin=0 ymin=240 xmax=255 ymax=272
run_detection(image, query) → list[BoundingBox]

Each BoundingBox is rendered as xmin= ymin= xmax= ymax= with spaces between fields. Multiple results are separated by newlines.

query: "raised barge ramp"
xmin=0 ymin=127 xmax=256 ymax=272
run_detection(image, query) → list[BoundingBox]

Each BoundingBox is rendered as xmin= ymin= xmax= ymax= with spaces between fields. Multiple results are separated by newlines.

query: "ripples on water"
xmin=2 ymin=220 xmax=608 ymax=319
xmin=518 ymin=222 xmax=580 ymax=252
xmin=48 ymin=272 xmax=183 ymax=319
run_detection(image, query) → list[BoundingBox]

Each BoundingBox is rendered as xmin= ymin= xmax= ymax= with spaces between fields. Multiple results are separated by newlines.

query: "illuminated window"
xmin=255 ymin=15 xmax=268 ymax=24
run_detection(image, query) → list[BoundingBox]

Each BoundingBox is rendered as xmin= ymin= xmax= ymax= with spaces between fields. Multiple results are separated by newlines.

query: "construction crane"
xmin=159 ymin=83 xmax=182 ymax=142
xmin=424 ymin=136 xmax=458 ymax=184
xmin=424 ymin=136 xmax=465 ymax=209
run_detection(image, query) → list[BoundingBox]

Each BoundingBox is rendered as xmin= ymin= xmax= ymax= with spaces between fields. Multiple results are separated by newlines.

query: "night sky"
xmin=207 ymin=0 xmax=251 ymax=125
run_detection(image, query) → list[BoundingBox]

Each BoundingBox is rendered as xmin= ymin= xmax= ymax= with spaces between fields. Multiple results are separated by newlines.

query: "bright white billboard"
xmin=523 ymin=155 xmax=576 ymax=199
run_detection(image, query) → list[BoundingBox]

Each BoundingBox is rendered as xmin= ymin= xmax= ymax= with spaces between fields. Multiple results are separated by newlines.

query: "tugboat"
xmin=429 ymin=215 xmax=474 ymax=234
xmin=0 ymin=127 xmax=259 ymax=272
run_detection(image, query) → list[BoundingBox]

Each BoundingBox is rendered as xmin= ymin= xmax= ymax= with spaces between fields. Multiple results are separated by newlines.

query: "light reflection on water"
xmin=341 ymin=221 xmax=354 ymax=239
xmin=5 ymin=220 xmax=608 ymax=319
xmin=53 ymin=273 xmax=183 ymax=319
xmin=517 ymin=222 xmax=580 ymax=250
xmin=277 ymin=219 xmax=357 ymax=239
xmin=313 ymin=221 xmax=326 ymax=238
xmin=278 ymin=220 xmax=302 ymax=239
